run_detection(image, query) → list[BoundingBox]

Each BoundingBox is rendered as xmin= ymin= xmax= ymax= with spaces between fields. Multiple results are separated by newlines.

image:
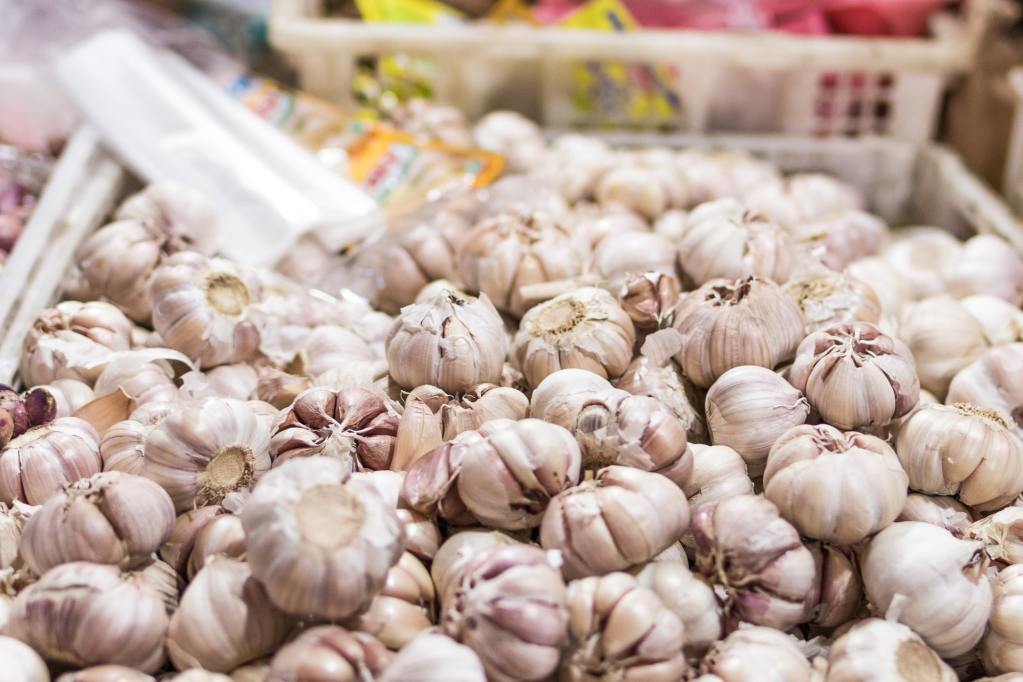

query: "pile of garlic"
xmin=4 ymin=107 xmax=1023 ymax=682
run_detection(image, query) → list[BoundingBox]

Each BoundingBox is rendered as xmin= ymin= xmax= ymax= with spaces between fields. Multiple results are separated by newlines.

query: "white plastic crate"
xmin=1005 ymin=66 xmax=1023 ymax=215
xmin=270 ymin=0 xmax=993 ymax=140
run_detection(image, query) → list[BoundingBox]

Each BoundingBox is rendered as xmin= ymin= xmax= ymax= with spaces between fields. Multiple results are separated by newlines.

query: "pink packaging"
xmin=823 ymin=0 xmax=947 ymax=37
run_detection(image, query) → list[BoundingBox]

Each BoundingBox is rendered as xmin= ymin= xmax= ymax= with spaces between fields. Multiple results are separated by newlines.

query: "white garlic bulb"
xmin=900 ymin=295 xmax=988 ymax=397
xmin=0 ymin=417 xmax=101 ymax=505
xmin=682 ymin=443 xmax=755 ymax=517
xmin=699 ymin=626 xmax=812 ymax=682
xmin=789 ymin=210 xmax=888 ymax=271
xmin=569 ymin=203 xmax=648 ymax=251
xmin=150 ymin=252 xmax=262 ymax=368
xmin=705 ymin=365 xmax=809 ymax=475
xmin=616 ymin=355 xmax=706 ymax=443
xmin=845 ymin=255 xmax=908 ymax=320
xmin=243 ymin=457 xmax=403 ymax=618
xmin=764 ymin=424 xmax=907 ymax=544
xmin=381 ymin=631 xmax=486 ymax=682
xmin=542 ymin=134 xmax=615 ymax=203
xmin=962 ymin=295 xmax=1023 ymax=346
xmin=0 ymin=635 xmax=50 ymax=682
xmin=7 ymin=561 xmax=169 ymax=671
xmin=592 ymin=230 xmax=677 ymax=289
xmin=472 ymin=110 xmax=547 ymax=174
xmin=898 ymin=492 xmax=974 ymax=537
xmin=827 ymin=618 xmax=956 ymax=682
xmin=512 ymin=287 xmax=635 ymax=388
xmin=945 ymin=234 xmax=1023 ymax=304
xmin=788 ymin=321 xmax=919 ymax=430
xmin=784 ymin=271 xmax=881 ymax=335
xmin=430 ymin=529 xmax=525 ymax=604
xmin=141 ymin=397 xmax=271 ymax=511
xmin=167 ymin=557 xmax=293 ymax=672
xmin=969 ymin=507 xmax=1023 ymax=565
xmin=983 ymin=565 xmax=1023 ymax=675
xmin=862 ymin=521 xmax=992 ymax=657
xmin=745 ymin=173 xmax=862 ymax=228
xmin=883 ymin=228 xmax=963 ymax=300
xmin=678 ymin=198 xmax=794 ymax=286
xmin=298 ymin=324 xmax=377 ymax=379
xmin=636 ymin=560 xmax=722 ymax=659
xmin=386 ymin=290 xmax=507 ymax=394
xmin=21 ymin=471 xmax=174 ymax=573
xmin=185 ymin=512 xmax=245 ymax=580
xmin=94 ymin=355 xmax=178 ymax=407
xmin=896 ymin=403 xmax=1023 ymax=510
xmin=595 ymin=157 xmax=682 ymax=220
xmin=21 ymin=301 xmax=134 ymax=386
xmin=266 ymin=626 xmax=392 ymax=681
xmin=673 ymin=277 xmax=805 ymax=388
xmin=116 ymin=181 xmax=220 ymax=255
xmin=675 ymin=148 xmax=780 ymax=206
xmin=349 ymin=469 xmax=441 ymax=560
xmin=948 ymin=344 xmax=1023 ymax=440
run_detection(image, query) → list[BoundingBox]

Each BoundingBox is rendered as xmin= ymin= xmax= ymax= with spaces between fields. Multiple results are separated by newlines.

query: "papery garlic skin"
xmin=789 ymin=321 xmax=919 ymax=430
xmin=472 ymin=110 xmax=547 ymax=174
xmin=673 ymin=277 xmax=804 ymax=388
xmin=593 ymin=231 xmax=676 ymax=288
xmin=443 ymin=544 xmax=568 ymax=682
xmin=150 ymin=252 xmax=262 ymax=368
xmin=946 ymin=234 xmax=1023 ymax=305
xmin=784 ymin=271 xmax=881 ymax=335
xmin=243 ymin=457 xmax=403 ymax=618
xmin=562 ymin=571 xmax=687 ymax=682
xmin=969 ymin=507 xmax=1023 ymax=565
xmin=862 ymin=521 xmax=992 ymax=657
xmin=789 ymin=210 xmax=888 ymax=271
xmin=983 ymin=565 xmax=1023 ymax=674
xmin=896 ymin=403 xmax=1023 ymax=510
xmin=827 ymin=618 xmax=956 ymax=682
xmin=948 ymin=344 xmax=1023 ymax=440
xmin=94 ymin=356 xmax=178 ymax=407
xmin=139 ymin=557 xmax=182 ymax=616
xmin=699 ymin=626 xmax=812 ymax=682
xmin=7 ymin=561 xmax=169 ymax=672
xmin=693 ymin=495 xmax=815 ymax=631
xmin=266 ymin=626 xmax=392 ymax=681
xmin=0 ymin=635 xmax=49 ymax=682
xmin=617 ymin=271 xmax=681 ymax=331
xmin=21 ymin=471 xmax=175 ymax=573
xmin=345 ymin=551 xmax=435 ymax=650
xmin=21 ymin=301 xmax=134 ymax=386
xmin=386 ymin=290 xmax=507 ymax=394
xmin=0 ymin=417 xmax=101 ymax=505
xmin=160 ymin=506 xmax=223 ymax=576
xmin=900 ymin=295 xmax=988 ymax=397
xmin=457 ymin=209 xmax=582 ymax=317
xmin=764 ymin=424 xmax=907 ymax=544
xmin=705 ymin=365 xmax=809 ymax=475
xmin=381 ymin=631 xmax=487 ymax=682
xmin=142 ymin=398 xmax=270 ymax=512
xmin=513 ymin=287 xmax=636 ymax=388
xmin=678 ymin=198 xmax=794 ymax=286
xmin=898 ymin=493 xmax=974 ymax=537
xmin=540 ymin=465 xmax=689 ymax=579
xmin=882 ymin=227 xmax=963 ymax=300
xmin=810 ymin=542 xmax=862 ymax=628
xmin=963 ymin=295 xmax=1023 ymax=346
xmin=116 ymin=181 xmax=220 ymax=255
xmin=636 ymin=560 xmax=722 ymax=659
xmin=616 ymin=356 xmax=706 ymax=443
xmin=296 ymin=324 xmax=377 ymax=379
xmin=168 ymin=557 xmax=292 ymax=672
xmin=185 ymin=512 xmax=245 ymax=580
xmin=430 ymin=529 xmax=525 ymax=604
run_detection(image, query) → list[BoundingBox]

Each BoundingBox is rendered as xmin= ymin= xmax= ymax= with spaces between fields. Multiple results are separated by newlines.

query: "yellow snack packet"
xmin=355 ymin=0 xmax=464 ymax=23
xmin=486 ymin=0 xmax=539 ymax=25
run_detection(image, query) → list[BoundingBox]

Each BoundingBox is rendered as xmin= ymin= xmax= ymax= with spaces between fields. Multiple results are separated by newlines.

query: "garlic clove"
xmin=254 ymin=365 xmax=310 ymax=409
xmin=0 ymin=417 xmax=102 ymax=505
xmin=344 ymin=551 xmax=436 ymax=650
xmin=472 ymin=111 xmax=547 ymax=175
xmin=26 ymin=378 xmax=95 ymax=421
xmin=899 ymin=295 xmax=988 ymax=398
xmin=0 ymin=635 xmax=48 ymax=682
xmin=229 ymin=661 xmax=270 ymax=682
xmin=137 ymin=557 xmax=182 ymax=616
xmin=826 ymin=618 xmax=956 ymax=682
xmin=380 ymin=631 xmax=487 ymax=682
xmin=392 ymin=385 xmax=451 ymax=472
xmin=351 ymin=469 xmax=440 ymax=561
xmin=430 ymin=529 xmax=526 ymax=605
xmin=94 ymin=355 xmax=178 ymax=408
xmin=784 ymin=271 xmax=882 ymax=336
xmin=982 ymin=564 xmax=1023 ymax=675
xmin=160 ymin=505 xmax=223 ymax=576
xmin=945 ymin=234 xmax=1023 ymax=305
xmin=242 ymin=457 xmax=403 ymax=619
xmin=699 ymin=626 xmax=812 ymax=682
xmin=968 ymin=507 xmax=1023 ymax=566
xmin=808 ymin=542 xmax=862 ymax=628
xmin=164 ymin=672 xmax=232 ymax=682
xmin=617 ymin=270 xmax=681 ymax=332
xmin=266 ymin=625 xmax=392 ymax=681
xmin=947 ymin=343 xmax=1023 ymax=441
xmin=540 ymin=465 xmax=689 ymax=579
xmin=442 ymin=383 xmax=530 ymax=441
xmin=962 ymin=295 xmax=1023 ymax=346
xmin=862 ymin=521 xmax=992 ymax=657
xmin=789 ymin=210 xmax=888 ymax=271
xmin=185 ymin=512 xmax=245 ymax=580
xmin=73 ymin=388 xmax=135 ymax=438
xmin=616 ymin=355 xmax=707 ymax=443
xmin=56 ymin=664 xmax=157 ymax=681
xmin=635 ymin=560 xmax=722 ymax=660
xmin=897 ymin=492 xmax=975 ymax=537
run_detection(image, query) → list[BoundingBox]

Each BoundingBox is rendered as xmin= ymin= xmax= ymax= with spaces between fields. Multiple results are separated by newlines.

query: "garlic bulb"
xmin=381 ymin=631 xmax=487 ymax=682
xmin=675 ymin=148 xmax=780 ymax=206
xmin=570 ymin=203 xmax=648 ymax=251
xmin=472 ymin=110 xmax=546 ymax=174
xmin=116 ymin=181 xmax=220 ymax=255
xmin=962 ymin=295 xmax=1023 ymax=346
xmin=94 ymin=355 xmax=178 ymax=407
xmin=270 ymin=387 xmax=398 ymax=471
xmin=185 ymin=512 xmax=245 ymax=579
xmin=790 ymin=321 xmax=919 ymax=430
xmin=617 ymin=271 xmax=681 ymax=331
xmin=531 ymin=369 xmax=692 ymax=483
xmin=699 ymin=626 xmax=812 ymax=682
xmin=540 ymin=465 xmax=689 ymax=578
xmin=983 ymin=565 xmax=1023 ymax=674
xmin=7 ymin=561 xmax=169 ymax=671
xmin=430 ymin=529 xmax=525 ymax=603
xmin=809 ymin=542 xmax=862 ymax=628
xmin=617 ymin=357 xmax=706 ymax=443
xmin=673 ymin=277 xmax=805 ymax=388
xmin=0 ymin=503 xmax=24 ymax=569
xmin=653 ymin=209 xmax=688 ymax=242
xmin=184 ymin=363 xmax=258 ymax=401
xmin=592 ymin=230 xmax=676 ymax=288
xmin=167 ymin=557 xmax=293 ymax=672
xmin=542 ymin=135 xmax=615 ymax=203
xmin=160 ymin=506 xmax=223 ymax=575
xmin=896 ymin=403 xmax=1023 ymax=510
xmin=682 ymin=444 xmax=755 ymax=520
xmin=970 ymin=507 xmax=1023 ymax=565
xmin=0 ymin=635 xmax=48 ymax=682
xmin=882 ymin=227 xmax=963 ymax=300
xmin=267 ymin=626 xmax=392 ymax=681
xmin=635 ymin=560 xmax=722 ymax=659
xmin=295 ymin=324 xmax=377 ymax=379
xmin=386 ymin=290 xmax=507 ymax=394
xmin=948 ymin=344 xmax=1023 ymax=439
xmin=693 ymin=495 xmax=816 ymax=630
xmin=0 ymin=417 xmax=101 ymax=505
xmin=101 ymin=416 xmax=161 ymax=476
xmin=345 ymin=551 xmax=435 ymax=650
xmin=21 ymin=301 xmax=134 ymax=386
xmin=845 ymin=255 xmax=907 ymax=320
xmin=827 ymin=618 xmax=956 ymax=682
xmin=443 ymin=544 xmax=568 ymax=682
xmin=57 ymin=665 xmax=156 ymax=681
xmin=745 ymin=173 xmax=862 ymax=229
xmin=406 ymin=418 xmax=581 ymax=529
xmin=595 ymin=151 xmax=687 ymax=219
xmin=142 ymin=398 xmax=271 ymax=511
xmin=789 ymin=210 xmax=888 ymax=271
xmin=784 ymin=271 xmax=881 ymax=335
xmin=562 ymin=572 xmax=687 ymax=681
xmin=457 ymin=209 xmax=582 ymax=318
xmin=677 ymin=198 xmax=794 ymax=286
xmin=705 ymin=365 xmax=810 ymax=475
xmin=150 ymin=252 xmax=262 ymax=368
xmin=862 ymin=521 xmax=992 ymax=657
xmin=945 ymin=234 xmax=1023 ymax=304
xmin=352 ymin=470 xmax=440 ymax=560
xmin=243 ymin=458 xmax=402 ymax=619
xmin=512 ymin=287 xmax=635 ymax=388
xmin=21 ymin=471 xmax=175 ymax=573
xmin=764 ymin=424 xmax=907 ymax=544
xmin=900 ymin=295 xmax=988 ymax=397
xmin=898 ymin=493 xmax=974 ymax=537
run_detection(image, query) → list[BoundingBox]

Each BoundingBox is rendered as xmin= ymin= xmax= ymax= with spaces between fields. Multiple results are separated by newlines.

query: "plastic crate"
xmin=1006 ymin=66 xmax=1023 ymax=215
xmin=270 ymin=0 xmax=992 ymax=140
